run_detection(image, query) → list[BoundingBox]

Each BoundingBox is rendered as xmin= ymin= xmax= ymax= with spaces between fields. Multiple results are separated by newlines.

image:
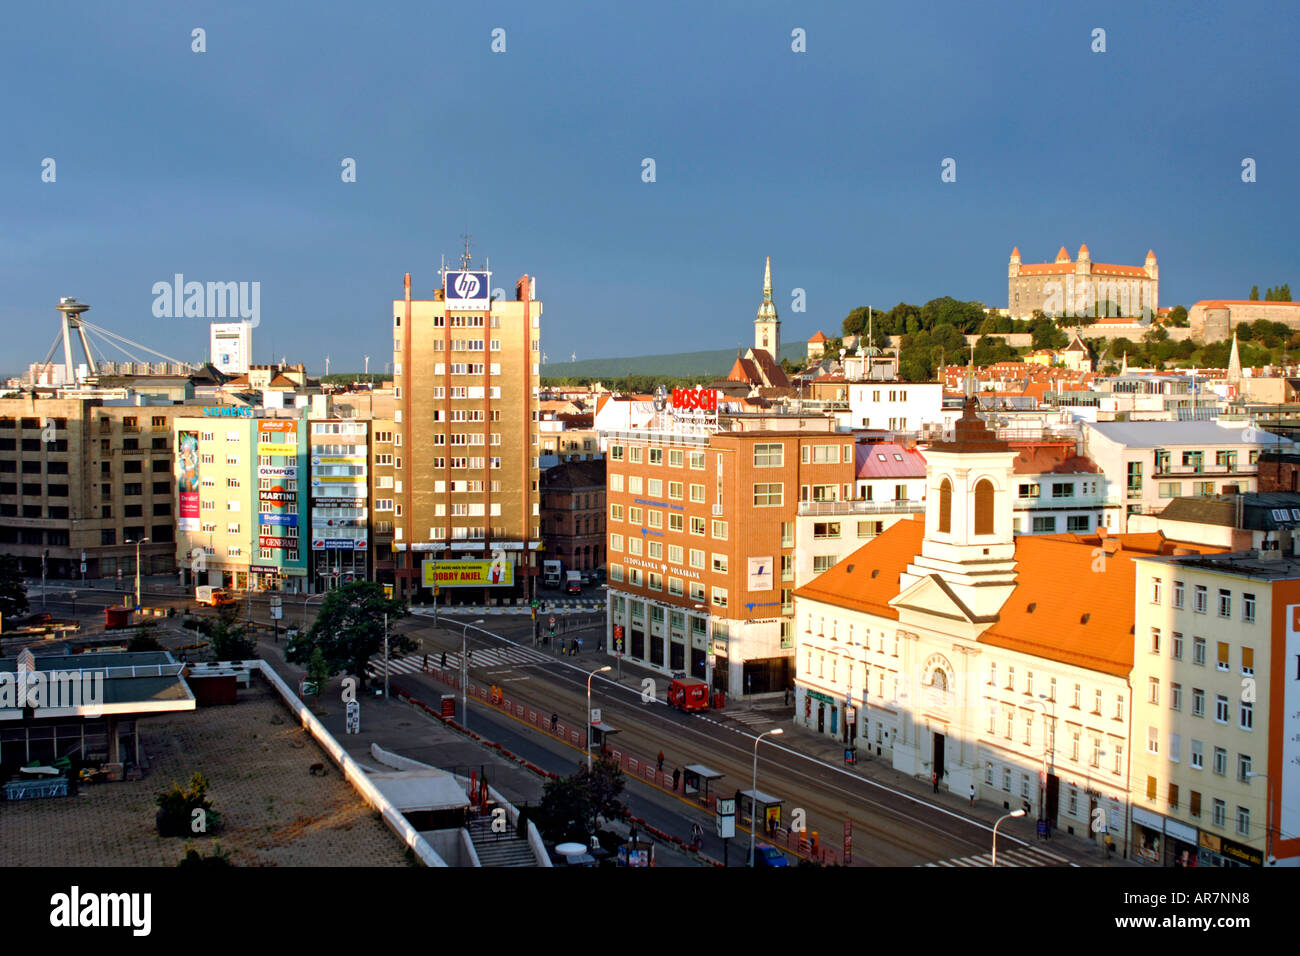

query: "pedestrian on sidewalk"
xmin=932 ymin=772 xmax=939 ymax=793
xmin=550 ymin=712 xmax=558 ymax=732
xmin=672 ymin=767 xmax=680 ymax=791
xmin=784 ymin=686 xmax=790 ymax=706
xmin=657 ymin=751 xmax=665 ymax=772
xmin=440 ymin=651 xmax=447 ymax=669
xmin=969 ymin=783 xmax=975 ymax=806
xmin=422 ymin=653 xmax=428 ymax=671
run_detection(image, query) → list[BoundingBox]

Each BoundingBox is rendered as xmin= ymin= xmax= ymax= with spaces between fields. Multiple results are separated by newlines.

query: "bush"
xmin=155 ymin=772 xmax=220 ymax=837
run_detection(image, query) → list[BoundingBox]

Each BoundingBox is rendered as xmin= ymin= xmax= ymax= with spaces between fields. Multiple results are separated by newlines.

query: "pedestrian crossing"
xmin=366 ymin=644 xmax=552 ymax=678
xmin=727 ymin=710 xmax=780 ymax=727
xmin=923 ymin=845 xmax=1078 ymax=868
xmin=411 ymin=602 xmax=604 ymax=618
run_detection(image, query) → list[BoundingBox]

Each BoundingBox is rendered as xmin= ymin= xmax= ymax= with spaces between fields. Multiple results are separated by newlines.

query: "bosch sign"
xmin=671 ymin=388 xmax=717 ymax=411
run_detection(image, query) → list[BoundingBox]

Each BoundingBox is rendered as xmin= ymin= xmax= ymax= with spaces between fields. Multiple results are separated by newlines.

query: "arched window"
xmin=974 ymin=478 xmax=995 ymax=535
xmin=937 ymin=477 xmax=952 ymax=533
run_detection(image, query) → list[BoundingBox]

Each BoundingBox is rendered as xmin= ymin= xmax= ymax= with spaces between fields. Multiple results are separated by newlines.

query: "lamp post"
xmin=991 ymin=809 xmax=1026 ymax=866
xmin=124 ymin=538 xmax=148 ymax=609
xmin=460 ymin=618 xmax=485 ymax=731
xmin=586 ymin=665 xmax=612 ymax=770
xmin=750 ymin=728 xmax=784 ymax=867
xmin=1245 ymin=771 xmax=1274 ymax=865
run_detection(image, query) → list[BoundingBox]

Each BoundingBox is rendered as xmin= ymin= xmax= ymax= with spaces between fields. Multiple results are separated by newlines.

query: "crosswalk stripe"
xmin=923 ymin=846 xmax=1077 ymax=868
xmin=366 ymin=644 xmax=552 ymax=679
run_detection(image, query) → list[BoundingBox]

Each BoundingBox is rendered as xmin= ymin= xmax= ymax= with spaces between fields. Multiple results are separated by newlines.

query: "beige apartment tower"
xmin=391 ymin=266 xmax=541 ymax=600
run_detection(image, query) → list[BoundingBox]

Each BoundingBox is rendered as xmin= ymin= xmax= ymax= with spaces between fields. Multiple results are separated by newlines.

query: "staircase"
xmin=465 ymin=815 xmax=538 ymax=867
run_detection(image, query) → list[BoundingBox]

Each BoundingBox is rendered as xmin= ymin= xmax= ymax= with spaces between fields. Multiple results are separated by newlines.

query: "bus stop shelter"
xmin=683 ymin=764 xmax=723 ymax=804
xmin=736 ymin=788 xmax=784 ymax=834
xmin=591 ymin=721 xmax=620 ymax=758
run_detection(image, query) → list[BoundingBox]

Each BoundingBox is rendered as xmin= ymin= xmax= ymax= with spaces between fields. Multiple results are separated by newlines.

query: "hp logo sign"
xmin=453 ymin=272 xmax=482 ymax=298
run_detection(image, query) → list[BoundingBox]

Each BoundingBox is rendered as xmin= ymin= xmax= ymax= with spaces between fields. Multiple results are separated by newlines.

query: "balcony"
xmin=798 ymin=498 xmax=925 ymax=517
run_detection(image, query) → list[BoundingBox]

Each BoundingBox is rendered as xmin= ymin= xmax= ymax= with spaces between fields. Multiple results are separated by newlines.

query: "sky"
xmin=2 ymin=0 xmax=1297 ymax=376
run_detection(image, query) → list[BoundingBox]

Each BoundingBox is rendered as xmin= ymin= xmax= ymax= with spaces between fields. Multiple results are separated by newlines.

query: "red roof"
xmin=855 ymin=443 xmax=927 ymax=479
xmin=808 ymin=331 xmax=828 ymax=343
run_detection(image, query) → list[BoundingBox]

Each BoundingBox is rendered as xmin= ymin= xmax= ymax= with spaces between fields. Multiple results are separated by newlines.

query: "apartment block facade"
xmin=391 ymin=269 xmax=541 ymax=600
xmin=605 ymin=426 xmax=854 ymax=697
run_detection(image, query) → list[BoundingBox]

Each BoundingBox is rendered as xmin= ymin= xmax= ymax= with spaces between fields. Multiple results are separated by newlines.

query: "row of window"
xmin=608 ymin=507 xmax=727 ymax=538
xmin=1150 ymin=579 xmax=1256 ymax=622
xmin=1147 ymin=629 xmax=1254 ymax=673
xmin=609 ymin=445 xmax=703 ymax=469
xmin=1145 ymin=777 xmax=1253 ymax=835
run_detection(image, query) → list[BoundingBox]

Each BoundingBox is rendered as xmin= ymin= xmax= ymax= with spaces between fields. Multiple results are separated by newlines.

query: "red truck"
xmin=667 ymin=676 xmax=710 ymax=712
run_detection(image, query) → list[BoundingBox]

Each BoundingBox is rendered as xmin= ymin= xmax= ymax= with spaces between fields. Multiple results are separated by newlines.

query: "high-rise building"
xmin=210 ymin=322 xmax=252 ymax=376
xmin=390 ymin=264 xmax=541 ymax=600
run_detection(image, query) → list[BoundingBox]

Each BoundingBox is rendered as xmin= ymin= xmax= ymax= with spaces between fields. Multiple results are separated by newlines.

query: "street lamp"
xmin=460 ymin=618 xmax=486 ymax=732
xmin=1245 ymin=771 xmax=1275 ymax=865
xmin=586 ymin=665 xmax=612 ymax=770
xmin=991 ymin=809 xmax=1026 ymax=866
xmin=124 ymin=538 xmax=148 ymax=609
xmin=750 ymin=728 xmax=784 ymax=867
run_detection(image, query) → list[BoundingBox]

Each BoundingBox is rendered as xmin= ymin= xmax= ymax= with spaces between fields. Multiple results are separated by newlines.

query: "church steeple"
xmin=1227 ymin=329 xmax=1243 ymax=387
xmin=754 ymin=255 xmax=780 ymax=357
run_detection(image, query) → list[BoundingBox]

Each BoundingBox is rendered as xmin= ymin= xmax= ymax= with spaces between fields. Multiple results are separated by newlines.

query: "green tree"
xmin=1250 ymin=285 xmax=1260 ymax=301
xmin=127 ymin=622 xmax=164 ymax=652
xmin=286 ymin=582 xmax=410 ymax=689
xmin=1168 ymin=305 xmax=1189 ymax=327
xmin=973 ymin=335 xmax=1017 ymax=366
xmin=1030 ymin=317 xmax=1067 ymax=350
xmin=156 ymin=772 xmax=220 ymax=837
xmin=536 ymin=775 xmax=593 ymax=845
xmin=306 ymin=647 xmax=331 ymax=705
xmin=199 ymin=610 xmax=258 ymax=661
xmin=0 ymin=555 xmax=30 ymax=623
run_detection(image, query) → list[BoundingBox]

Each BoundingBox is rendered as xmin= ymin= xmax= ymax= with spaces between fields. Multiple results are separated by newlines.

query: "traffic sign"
xmin=591 ymin=708 xmax=601 ymax=724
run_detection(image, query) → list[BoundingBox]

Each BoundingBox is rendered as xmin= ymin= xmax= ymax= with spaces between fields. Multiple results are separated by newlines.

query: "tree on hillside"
xmin=1030 ymin=317 xmax=1067 ymax=351
xmin=1168 ymin=305 xmax=1189 ymax=327
xmin=0 ymin=556 xmax=29 ymax=623
xmin=286 ymin=582 xmax=411 ymax=689
xmin=1250 ymin=285 xmax=1260 ymax=301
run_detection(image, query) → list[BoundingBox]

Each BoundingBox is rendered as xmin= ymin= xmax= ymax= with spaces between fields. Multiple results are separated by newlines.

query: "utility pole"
xmin=383 ymin=612 xmax=389 ymax=700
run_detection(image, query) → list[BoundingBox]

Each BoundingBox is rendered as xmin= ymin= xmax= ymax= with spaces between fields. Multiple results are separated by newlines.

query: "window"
xmin=712 ymin=554 xmax=728 ymax=574
xmin=1212 ymin=799 xmax=1226 ymax=828
xmin=1192 ymin=688 xmax=1204 ymax=717
xmin=1240 ymin=701 xmax=1253 ymax=730
xmin=1146 ymin=726 xmax=1158 ymax=754
xmin=689 ymin=451 xmax=705 ymax=470
xmin=669 ymin=449 xmax=683 ymax=467
xmin=1169 ymin=733 xmax=1181 ymax=763
xmin=711 ymin=519 xmax=727 ymax=539
xmin=812 ymin=555 xmax=835 ymax=573
xmin=711 ymin=587 xmax=727 ymax=608
xmin=1217 ymin=589 xmax=1231 ymax=618
xmin=1173 ymin=581 xmax=1184 ymax=608
xmin=753 ymin=443 xmax=783 ymax=467
xmin=649 ymin=448 xmax=663 ymax=466
xmin=629 ymin=507 xmax=643 ymax=525
xmin=1236 ymin=806 xmax=1250 ymax=836
xmin=689 ymin=549 xmax=705 ymax=569
xmin=668 ymin=481 xmax=683 ymax=500
xmin=1215 ymin=695 xmax=1229 ymax=723
xmin=628 ymin=476 xmax=643 ymax=495
xmin=1159 ymin=481 xmax=1182 ymax=499
xmin=1147 ymin=678 xmax=1159 ymax=705
xmin=753 ymin=483 xmax=783 ymax=506
xmin=1193 ymin=636 xmax=1206 ymax=665
xmin=1150 ymin=578 xmax=1162 ymax=604
xmin=1048 ymin=677 xmax=1056 ymax=702
xmin=689 ymin=484 xmax=705 ymax=503
xmin=1193 ymin=586 xmax=1207 ymax=614
xmin=1093 ymin=689 xmax=1102 ymax=714
xmin=1237 ymin=754 xmax=1252 ymax=782
xmin=1190 ymin=740 xmax=1204 ymax=769
xmin=1146 ymin=776 xmax=1157 ymax=801
xmin=988 ymin=662 xmax=997 ymax=686
xmin=1066 ymin=515 xmax=1090 ymax=532
xmin=1071 ymin=683 xmax=1081 ymax=709
xmin=1127 ymin=461 xmax=1142 ymax=495
xmin=1241 ymin=646 xmax=1254 ymax=676
xmin=1172 ymin=632 xmax=1183 ymax=660
xmin=629 ymin=446 xmax=643 ymax=464
xmin=1018 ymin=483 xmax=1040 ymax=499
xmin=1052 ymin=482 xmax=1074 ymax=499
xmin=1170 ymin=682 xmax=1182 ymax=711
xmin=1006 ymin=666 xmax=1015 ymax=690
xmin=1189 ymin=791 xmax=1202 ymax=818
xmin=1150 ymin=628 xmax=1161 ymax=654
xmin=669 ymin=513 xmax=683 ymax=532
xmin=813 ymin=522 xmax=841 ymax=539
xmin=1213 ymin=747 xmax=1227 ymax=776
xmin=1242 ymin=593 xmax=1255 ymax=623
xmin=1032 ymin=516 xmax=1056 ymax=533
xmin=609 ymin=534 xmax=623 ymax=552
xmin=647 ymin=478 xmax=662 ymax=497
xmin=1216 ymin=641 xmax=1229 ymax=671
xmin=1168 ymin=783 xmax=1179 ymax=810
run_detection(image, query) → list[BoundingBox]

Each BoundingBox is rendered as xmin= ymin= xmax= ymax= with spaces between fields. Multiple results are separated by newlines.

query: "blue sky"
xmin=2 ymin=0 xmax=1297 ymax=375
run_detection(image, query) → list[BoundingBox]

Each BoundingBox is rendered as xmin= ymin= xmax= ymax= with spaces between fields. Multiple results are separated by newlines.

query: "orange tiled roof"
xmin=796 ymin=520 xmax=1226 ymax=677
xmin=808 ymin=331 xmax=828 ymax=343
xmin=1194 ymin=300 xmax=1300 ymax=309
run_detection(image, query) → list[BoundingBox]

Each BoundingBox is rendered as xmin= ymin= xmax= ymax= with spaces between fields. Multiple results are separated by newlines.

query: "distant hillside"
xmin=541 ymin=343 xmax=807 ymax=380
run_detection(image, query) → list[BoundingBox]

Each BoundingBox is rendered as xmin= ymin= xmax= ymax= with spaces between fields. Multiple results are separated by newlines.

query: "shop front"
xmin=1197 ymin=830 xmax=1263 ymax=868
xmin=1132 ymin=806 xmax=1199 ymax=866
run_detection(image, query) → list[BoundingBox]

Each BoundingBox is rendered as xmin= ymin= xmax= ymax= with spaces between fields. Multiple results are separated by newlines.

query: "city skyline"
xmin=3 ymin=1 xmax=1298 ymax=375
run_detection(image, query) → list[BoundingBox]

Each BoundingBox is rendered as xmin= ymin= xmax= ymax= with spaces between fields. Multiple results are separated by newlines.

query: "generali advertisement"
xmin=177 ymin=430 xmax=200 ymax=532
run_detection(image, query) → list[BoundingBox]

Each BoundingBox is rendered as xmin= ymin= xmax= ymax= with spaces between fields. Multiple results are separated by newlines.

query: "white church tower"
xmin=754 ymin=256 xmax=780 ymax=358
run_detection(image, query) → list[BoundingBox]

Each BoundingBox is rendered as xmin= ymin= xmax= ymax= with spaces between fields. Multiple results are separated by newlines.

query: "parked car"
xmin=12 ymin=612 xmax=52 ymax=627
xmin=751 ymin=843 xmax=790 ymax=868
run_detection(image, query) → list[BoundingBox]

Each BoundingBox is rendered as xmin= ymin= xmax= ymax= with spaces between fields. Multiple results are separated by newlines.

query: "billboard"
xmin=747 ymin=556 xmax=774 ymax=592
xmin=258 ymin=513 xmax=298 ymax=527
xmin=444 ymin=271 xmax=491 ymax=310
xmin=177 ymin=430 xmax=200 ymax=532
xmin=258 ymin=420 xmax=297 ymax=433
xmin=422 ymin=559 xmax=514 ymax=588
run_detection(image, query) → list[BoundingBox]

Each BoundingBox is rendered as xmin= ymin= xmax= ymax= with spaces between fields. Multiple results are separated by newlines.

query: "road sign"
xmin=591 ymin=708 xmax=601 ymax=724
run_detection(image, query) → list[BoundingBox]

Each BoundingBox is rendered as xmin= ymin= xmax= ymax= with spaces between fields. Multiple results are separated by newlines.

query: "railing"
xmin=798 ymin=499 xmax=925 ymax=516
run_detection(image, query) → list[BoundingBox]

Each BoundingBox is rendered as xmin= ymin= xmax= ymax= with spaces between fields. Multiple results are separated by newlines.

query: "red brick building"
xmin=605 ymin=426 xmax=854 ymax=697
xmin=540 ymin=459 xmax=605 ymax=573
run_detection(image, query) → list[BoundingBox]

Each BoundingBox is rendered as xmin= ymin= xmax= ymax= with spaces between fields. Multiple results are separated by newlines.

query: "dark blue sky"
xmin=2 ymin=0 xmax=1296 ymax=375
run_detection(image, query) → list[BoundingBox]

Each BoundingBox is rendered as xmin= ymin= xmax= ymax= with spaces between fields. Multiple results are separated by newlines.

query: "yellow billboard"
xmin=422 ymin=559 xmax=514 ymax=588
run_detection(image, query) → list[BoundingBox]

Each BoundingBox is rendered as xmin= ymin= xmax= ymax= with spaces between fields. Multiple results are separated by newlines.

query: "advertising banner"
xmin=258 ymin=513 xmax=298 ymax=527
xmin=258 ymin=443 xmax=293 ymax=457
xmin=314 ymin=539 xmax=368 ymax=550
xmin=177 ymin=430 xmax=200 ymax=531
xmin=444 ymin=270 xmax=491 ymax=309
xmin=260 ymin=490 xmax=295 ymax=504
xmin=747 ymin=556 xmax=774 ymax=592
xmin=259 ymin=535 xmax=297 ymax=549
xmin=258 ymin=420 xmax=297 ymax=433
xmin=258 ymin=466 xmax=296 ymax=478
xmin=312 ymin=456 xmax=366 ymax=465
xmin=312 ymin=497 xmax=366 ymax=507
xmin=422 ymin=559 xmax=514 ymax=588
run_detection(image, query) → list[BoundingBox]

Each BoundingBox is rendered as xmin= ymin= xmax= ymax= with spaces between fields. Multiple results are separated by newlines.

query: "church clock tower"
xmin=754 ymin=256 xmax=780 ymax=357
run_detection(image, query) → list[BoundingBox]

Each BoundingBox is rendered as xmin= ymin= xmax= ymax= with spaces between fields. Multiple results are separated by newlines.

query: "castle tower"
xmin=754 ymin=256 xmax=780 ymax=356
xmin=895 ymin=397 xmax=1019 ymax=619
xmin=1008 ymin=247 xmax=1021 ymax=279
